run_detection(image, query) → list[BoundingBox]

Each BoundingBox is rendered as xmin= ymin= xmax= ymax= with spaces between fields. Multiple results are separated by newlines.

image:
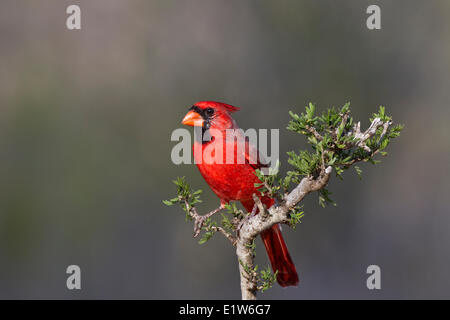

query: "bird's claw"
xmin=193 ymin=216 xmax=205 ymax=237
xmin=192 ymin=205 xmax=224 ymax=238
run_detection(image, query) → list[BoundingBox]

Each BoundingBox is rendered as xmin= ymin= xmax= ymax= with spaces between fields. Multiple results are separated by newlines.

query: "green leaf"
xmin=354 ymin=166 xmax=362 ymax=179
xmin=341 ymin=102 xmax=350 ymax=114
xmin=162 ymin=200 xmax=174 ymax=206
xmin=318 ymin=188 xmax=336 ymax=207
xmin=198 ymin=231 xmax=214 ymax=244
xmin=306 ymin=102 xmax=315 ymax=119
xmin=289 ymin=207 xmax=304 ymax=229
xmin=221 ymin=213 xmax=234 ymax=231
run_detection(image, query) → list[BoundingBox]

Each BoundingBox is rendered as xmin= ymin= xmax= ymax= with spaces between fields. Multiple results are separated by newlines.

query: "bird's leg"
xmin=193 ymin=203 xmax=225 ymax=237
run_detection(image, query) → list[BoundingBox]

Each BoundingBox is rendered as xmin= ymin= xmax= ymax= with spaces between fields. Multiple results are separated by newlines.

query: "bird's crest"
xmin=195 ymin=101 xmax=240 ymax=113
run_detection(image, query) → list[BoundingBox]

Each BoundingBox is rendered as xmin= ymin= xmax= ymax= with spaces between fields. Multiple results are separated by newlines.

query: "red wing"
xmin=244 ymin=136 xmax=269 ymax=170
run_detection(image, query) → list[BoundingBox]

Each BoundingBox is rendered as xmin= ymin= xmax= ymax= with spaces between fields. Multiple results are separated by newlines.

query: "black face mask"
xmin=189 ymin=105 xmax=215 ymax=141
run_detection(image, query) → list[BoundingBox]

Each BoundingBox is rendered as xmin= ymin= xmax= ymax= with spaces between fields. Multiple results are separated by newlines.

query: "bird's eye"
xmin=205 ymin=108 xmax=214 ymax=116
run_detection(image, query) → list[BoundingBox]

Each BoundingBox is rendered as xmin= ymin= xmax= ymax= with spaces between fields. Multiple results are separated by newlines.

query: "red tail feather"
xmin=241 ymin=199 xmax=299 ymax=287
xmin=260 ymin=225 xmax=299 ymax=287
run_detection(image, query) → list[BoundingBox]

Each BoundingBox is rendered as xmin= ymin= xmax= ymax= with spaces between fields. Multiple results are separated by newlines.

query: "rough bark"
xmin=236 ymin=166 xmax=332 ymax=299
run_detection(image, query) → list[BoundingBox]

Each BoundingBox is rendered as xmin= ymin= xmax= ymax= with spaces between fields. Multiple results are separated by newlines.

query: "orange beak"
xmin=181 ymin=110 xmax=204 ymax=127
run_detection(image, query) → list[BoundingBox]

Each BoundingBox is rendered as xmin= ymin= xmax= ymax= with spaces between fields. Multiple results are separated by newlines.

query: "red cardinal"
xmin=181 ymin=101 xmax=299 ymax=287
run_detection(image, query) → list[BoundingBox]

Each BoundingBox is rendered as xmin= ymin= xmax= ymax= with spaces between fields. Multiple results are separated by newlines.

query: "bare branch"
xmin=353 ymin=117 xmax=385 ymax=152
xmin=210 ymin=225 xmax=237 ymax=245
xmin=342 ymin=118 xmax=393 ymax=167
xmin=378 ymin=120 xmax=392 ymax=144
xmin=252 ymin=193 xmax=266 ymax=217
xmin=236 ymin=166 xmax=333 ymax=299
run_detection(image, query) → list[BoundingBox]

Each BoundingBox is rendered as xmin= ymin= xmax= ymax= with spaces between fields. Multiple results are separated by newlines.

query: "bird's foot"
xmin=192 ymin=205 xmax=224 ymax=237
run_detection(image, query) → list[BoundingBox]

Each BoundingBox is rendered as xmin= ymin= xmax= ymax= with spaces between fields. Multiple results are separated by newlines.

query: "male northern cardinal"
xmin=181 ymin=101 xmax=298 ymax=287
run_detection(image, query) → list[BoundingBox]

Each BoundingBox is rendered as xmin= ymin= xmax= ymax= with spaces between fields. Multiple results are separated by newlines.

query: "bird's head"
xmin=181 ymin=101 xmax=240 ymax=130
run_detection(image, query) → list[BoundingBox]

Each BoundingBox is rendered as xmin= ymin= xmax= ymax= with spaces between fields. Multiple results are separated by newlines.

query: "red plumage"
xmin=182 ymin=101 xmax=299 ymax=287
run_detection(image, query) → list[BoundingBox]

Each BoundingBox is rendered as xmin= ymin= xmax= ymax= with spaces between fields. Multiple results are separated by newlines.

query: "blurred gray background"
xmin=0 ymin=0 xmax=449 ymax=299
